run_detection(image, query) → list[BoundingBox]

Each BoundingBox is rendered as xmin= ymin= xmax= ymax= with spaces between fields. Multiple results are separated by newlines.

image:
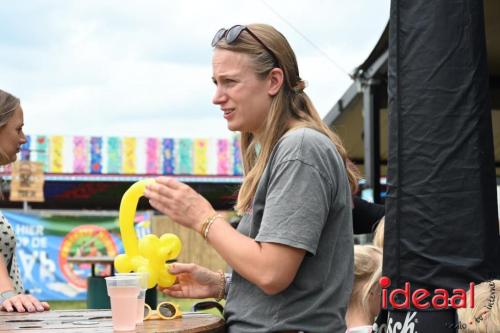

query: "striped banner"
xmin=73 ymin=136 xmax=88 ymax=173
xmin=146 ymin=138 xmax=159 ymax=174
xmin=107 ymin=137 xmax=122 ymax=173
xmin=193 ymin=139 xmax=208 ymax=175
xmin=162 ymin=139 xmax=175 ymax=175
xmin=90 ymin=137 xmax=103 ymax=174
xmin=123 ymin=137 xmax=136 ymax=174
xmin=50 ymin=136 xmax=64 ymax=173
xmin=178 ymin=139 xmax=193 ymax=174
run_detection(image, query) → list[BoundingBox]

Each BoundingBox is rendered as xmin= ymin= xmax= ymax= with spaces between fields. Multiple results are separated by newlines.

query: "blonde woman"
xmin=0 ymin=89 xmax=50 ymax=312
xmin=144 ymin=24 xmax=358 ymax=332
xmin=346 ymin=245 xmax=383 ymax=333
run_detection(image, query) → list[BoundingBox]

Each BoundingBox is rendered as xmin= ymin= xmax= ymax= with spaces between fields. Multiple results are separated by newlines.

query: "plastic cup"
xmin=116 ymin=272 xmax=149 ymax=324
xmin=105 ymin=275 xmax=140 ymax=331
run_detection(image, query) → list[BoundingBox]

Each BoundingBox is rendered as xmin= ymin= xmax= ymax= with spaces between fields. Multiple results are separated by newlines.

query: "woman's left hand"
xmin=1 ymin=294 xmax=50 ymax=312
xmin=144 ymin=177 xmax=216 ymax=232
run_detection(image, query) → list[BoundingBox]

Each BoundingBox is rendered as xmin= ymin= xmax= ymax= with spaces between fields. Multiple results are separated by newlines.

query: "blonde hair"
xmin=0 ymin=89 xmax=20 ymax=166
xmin=373 ymin=217 xmax=385 ymax=249
xmin=352 ymin=245 xmax=383 ymax=316
xmin=213 ymin=24 xmax=359 ymax=214
xmin=457 ymin=280 xmax=499 ymax=333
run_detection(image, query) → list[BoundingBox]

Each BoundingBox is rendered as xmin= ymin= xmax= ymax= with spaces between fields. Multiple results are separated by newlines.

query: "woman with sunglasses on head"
xmin=0 ymin=89 xmax=50 ymax=313
xmin=144 ymin=24 xmax=358 ymax=332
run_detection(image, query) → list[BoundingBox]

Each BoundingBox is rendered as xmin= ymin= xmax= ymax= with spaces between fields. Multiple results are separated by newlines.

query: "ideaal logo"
xmin=59 ymin=225 xmax=118 ymax=289
xmin=380 ymin=276 xmax=474 ymax=310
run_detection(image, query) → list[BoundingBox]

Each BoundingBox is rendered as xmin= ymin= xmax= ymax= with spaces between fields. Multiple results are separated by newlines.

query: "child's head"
xmin=351 ymin=245 xmax=383 ymax=319
xmin=457 ymin=280 xmax=499 ymax=333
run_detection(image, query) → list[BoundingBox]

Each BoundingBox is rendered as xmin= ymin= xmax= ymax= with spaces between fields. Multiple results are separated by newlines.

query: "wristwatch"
xmin=0 ymin=290 xmax=18 ymax=304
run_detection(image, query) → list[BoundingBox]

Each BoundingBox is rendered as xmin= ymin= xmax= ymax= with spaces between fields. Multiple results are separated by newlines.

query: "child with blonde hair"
xmin=457 ymin=280 xmax=499 ymax=333
xmin=346 ymin=245 xmax=383 ymax=333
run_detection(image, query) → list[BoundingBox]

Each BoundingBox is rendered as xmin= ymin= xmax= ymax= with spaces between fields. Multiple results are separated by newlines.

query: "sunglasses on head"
xmin=211 ymin=25 xmax=280 ymax=67
xmin=144 ymin=302 xmax=182 ymax=320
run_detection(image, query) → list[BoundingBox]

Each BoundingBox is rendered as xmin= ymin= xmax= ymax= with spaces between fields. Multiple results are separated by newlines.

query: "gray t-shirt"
xmin=224 ymin=128 xmax=354 ymax=333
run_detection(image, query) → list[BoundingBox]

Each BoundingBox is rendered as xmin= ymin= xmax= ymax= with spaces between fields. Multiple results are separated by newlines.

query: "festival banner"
xmin=193 ymin=139 xmax=208 ymax=175
xmin=3 ymin=210 xmax=124 ymax=301
xmin=50 ymin=136 xmax=64 ymax=173
xmin=90 ymin=137 xmax=103 ymax=174
xmin=162 ymin=139 xmax=175 ymax=175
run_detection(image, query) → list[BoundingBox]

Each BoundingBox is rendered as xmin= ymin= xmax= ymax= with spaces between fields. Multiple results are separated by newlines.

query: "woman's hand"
xmin=1 ymin=294 xmax=50 ymax=312
xmin=144 ymin=177 xmax=216 ymax=232
xmin=159 ymin=263 xmax=221 ymax=299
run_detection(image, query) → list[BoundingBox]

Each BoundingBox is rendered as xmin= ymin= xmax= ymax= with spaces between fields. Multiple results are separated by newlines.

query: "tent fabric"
xmin=384 ymin=0 xmax=500 ymax=310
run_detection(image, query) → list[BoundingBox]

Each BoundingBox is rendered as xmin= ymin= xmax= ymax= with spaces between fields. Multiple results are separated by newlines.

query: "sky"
xmin=0 ymin=0 xmax=389 ymax=139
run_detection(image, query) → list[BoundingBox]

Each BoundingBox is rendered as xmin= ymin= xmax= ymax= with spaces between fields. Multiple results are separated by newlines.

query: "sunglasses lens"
xmin=226 ymin=25 xmax=245 ymax=44
xmin=211 ymin=28 xmax=226 ymax=47
xmin=158 ymin=303 xmax=176 ymax=318
xmin=143 ymin=305 xmax=150 ymax=318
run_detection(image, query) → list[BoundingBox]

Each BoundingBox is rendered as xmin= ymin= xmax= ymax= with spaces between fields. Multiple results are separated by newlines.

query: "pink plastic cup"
xmin=105 ymin=275 xmax=140 ymax=331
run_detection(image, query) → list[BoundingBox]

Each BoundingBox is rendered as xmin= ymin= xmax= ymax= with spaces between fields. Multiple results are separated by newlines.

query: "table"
xmin=66 ymin=256 xmax=115 ymax=309
xmin=0 ymin=309 xmax=225 ymax=333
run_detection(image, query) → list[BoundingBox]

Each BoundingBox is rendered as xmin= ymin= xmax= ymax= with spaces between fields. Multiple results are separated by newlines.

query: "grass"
xmin=48 ymin=292 xmax=224 ymax=317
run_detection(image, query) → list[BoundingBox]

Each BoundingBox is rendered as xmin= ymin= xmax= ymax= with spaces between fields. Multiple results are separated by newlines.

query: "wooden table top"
xmin=0 ymin=309 xmax=224 ymax=333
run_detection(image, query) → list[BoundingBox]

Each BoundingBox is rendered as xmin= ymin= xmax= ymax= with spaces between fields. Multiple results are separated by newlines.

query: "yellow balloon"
xmin=114 ymin=254 xmax=133 ymax=273
xmin=139 ymin=234 xmax=160 ymax=258
xmin=159 ymin=234 xmax=182 ymax=259
xmin=158 ymin=264 xmax=177 ymax=287
xmin=113 ymin=179 xmax=183 ymax=288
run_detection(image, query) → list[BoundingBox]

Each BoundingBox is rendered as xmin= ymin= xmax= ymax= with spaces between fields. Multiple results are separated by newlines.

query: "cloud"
xmin=0 ymin=0 xmax=389 ymax=138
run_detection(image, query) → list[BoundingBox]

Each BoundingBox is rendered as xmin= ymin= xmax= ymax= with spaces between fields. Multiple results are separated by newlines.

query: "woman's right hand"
xmin=1 ymin=294 xmax=50 ymax=312
xmin=159 ymin=263 xmax=221 ymax=299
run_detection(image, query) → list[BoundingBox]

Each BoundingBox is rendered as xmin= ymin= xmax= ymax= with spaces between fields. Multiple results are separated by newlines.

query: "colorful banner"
xmin=107 ymin=137 xmax=121 ymax=174
xmin=90 ymin=137 xmax=103 ymax=174
xmin=73 ymin=136 xmax=88 ymax=173
xmin=122 ymin=137 xmax=136 ymax=174
xmin=3 ymin=210 xmax=123 ymax=301
xmin=146 ymin=138 xmax=159 ymax=174
xmin=162 ymin=139 xmax=175 ymax=175
xmin=1 ymin=134 xmax=244 ymax=177
xmin=50 ymin=136 xmax=64 ymax=173
xmin=194 ymin=139 xmax=208 ymax=175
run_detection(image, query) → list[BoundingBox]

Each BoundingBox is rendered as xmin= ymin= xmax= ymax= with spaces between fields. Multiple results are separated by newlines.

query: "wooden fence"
xmin=152 ymin=212 xmax=234 ymax=272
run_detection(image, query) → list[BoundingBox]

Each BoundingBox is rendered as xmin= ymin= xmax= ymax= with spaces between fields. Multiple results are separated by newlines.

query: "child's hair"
xmin=457 ymin=280 xmax=499 ymax=333
xmin=373 ymin=217 xmax=385 ymax=249
xmin=352 ymin=245 xmax=383 ymax=316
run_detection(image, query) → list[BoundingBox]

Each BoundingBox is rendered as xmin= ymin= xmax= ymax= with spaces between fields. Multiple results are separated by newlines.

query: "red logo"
xmin=379 ymin=276 xmax=474 ymax=310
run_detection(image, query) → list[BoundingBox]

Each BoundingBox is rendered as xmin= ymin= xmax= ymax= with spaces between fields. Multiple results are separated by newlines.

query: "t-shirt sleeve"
xmin=255 ymin=159 xmax=332 ymax=255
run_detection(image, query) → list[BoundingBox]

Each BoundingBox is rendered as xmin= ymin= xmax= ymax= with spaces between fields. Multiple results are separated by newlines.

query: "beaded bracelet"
xmin=215 ymin=270 xmax=225 ymax=302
